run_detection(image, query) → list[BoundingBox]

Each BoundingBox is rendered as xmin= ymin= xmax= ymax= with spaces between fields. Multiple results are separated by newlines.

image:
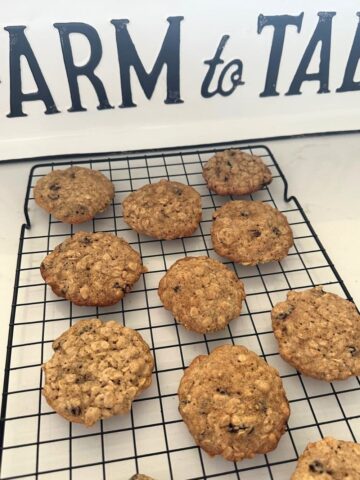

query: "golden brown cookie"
xmin=158 ymin=256 xmax=245 ymax=333
xmin=34 ymin=166 xmax=115 ymax=224
xmin=40 ymin=231 xmax=146 ymax=306
xmin=203 ymin=149 xmax=272 ymax=196
xmin=178 ymin=345 xmax=290 ymax=462
xmin=211 ymin=200 xmax=293 ymax=265
xmin=122 ymin=180 xmax=202 ymax=240
xmin=272 ymin=286 xmax=360 ymax=381
xmin=291 ymin=437 xmax=360 ymax=479
xmin=43 ymin=319 xmax=154 ymax=426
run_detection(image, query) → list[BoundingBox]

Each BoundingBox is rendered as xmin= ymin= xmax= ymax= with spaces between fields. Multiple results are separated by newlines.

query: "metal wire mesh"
xmin=1 ymin=143 xmax=359 ymax=480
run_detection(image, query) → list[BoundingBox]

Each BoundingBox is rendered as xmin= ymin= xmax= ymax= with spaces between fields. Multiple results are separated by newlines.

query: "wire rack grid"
xmin=0 ymin=143 xmax=359 ymax=480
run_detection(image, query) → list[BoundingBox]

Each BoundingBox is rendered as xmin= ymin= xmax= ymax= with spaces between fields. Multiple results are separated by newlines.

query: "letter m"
xmin=111 ymin=17 xmax=183 ymax=107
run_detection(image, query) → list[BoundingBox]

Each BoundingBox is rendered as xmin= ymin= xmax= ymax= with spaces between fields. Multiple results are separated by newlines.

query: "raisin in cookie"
xmin=211 ymin=200 xmax=293 ymax=265
xmin=34 ymin=166 xmax=114 ymax=224
xmin=158 ymin=256 xmax=245 ymax=333
xmin=43 ymin=319 xmax=154 ymax=426
xmin=272 ymin=286 xmax=360 ymax=381
xmin=291 ymin=437 xmax=360 ymax=479
xmin=40 ymin=231 xmax=145 ymax=306
xmin=178 ymin=345 xmax=290 ymax=461
xmin=203 ymin=149 xmax=272 ymax=196
xmin=122 ymin=180 xmax=202 ymax=240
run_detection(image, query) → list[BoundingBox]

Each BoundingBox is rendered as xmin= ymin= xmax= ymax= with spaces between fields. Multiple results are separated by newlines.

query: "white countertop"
xmin=1 ymin=133 xmax=360 ymax=395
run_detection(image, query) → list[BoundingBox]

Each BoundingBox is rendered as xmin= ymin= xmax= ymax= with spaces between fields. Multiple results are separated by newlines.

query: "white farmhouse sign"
xmin=0 ymin=0 xmax=359 ymax=160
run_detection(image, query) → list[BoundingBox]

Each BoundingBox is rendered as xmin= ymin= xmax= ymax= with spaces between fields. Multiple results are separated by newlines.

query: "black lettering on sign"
xmin=286 ymin=12 xmax=336 ymax=95
xmin=258 ymin=13 xmax=304 ymax=97
xmin=337 ymin=12 xmax=360 ymax=92
xmin=201 ymin=35 xmax=244 ymax=98
xmin=111 ymin=16 xmax=183 ymax=108
xmin=5 ymin=26 xmax=59 ymax=118
xmin=54 ymin=22 xmax=113 ymax=112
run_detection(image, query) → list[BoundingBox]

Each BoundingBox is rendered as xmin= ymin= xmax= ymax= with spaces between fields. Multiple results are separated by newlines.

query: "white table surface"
xmin=1 ymin=133 xmax=359 ymax=396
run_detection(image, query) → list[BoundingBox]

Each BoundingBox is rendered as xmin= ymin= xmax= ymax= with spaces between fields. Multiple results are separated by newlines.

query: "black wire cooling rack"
xmin=1 ymin=143 xmax=359 ymax=480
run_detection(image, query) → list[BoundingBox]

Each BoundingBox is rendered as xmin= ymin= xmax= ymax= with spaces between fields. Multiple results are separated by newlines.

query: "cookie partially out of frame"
xmin=211 ymin=200 xmax=293 ymax=265
xmin=158 ymin=256 xmax=245 ymax=333
xmin=203 ymin=149 xmax=272 ymax=196
xmin=40 ymin=231 xmax=146 ymax=306
xmin=178 ymin=345 xmax=290 ymax=462
xmin=43 ymin=319 xmax=154 ymax=426
xmin=130 ymin=475 xmax=155 ymax=480
xmin=34 ymin=166 xmax=115 ymax=224
xmin=122 ymin=180 xmax=202 ymax=240
xmin=272 ymin=286 xmax=360 ymax=381
xmin=291 ymin=437 xmax=360 ymax=479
